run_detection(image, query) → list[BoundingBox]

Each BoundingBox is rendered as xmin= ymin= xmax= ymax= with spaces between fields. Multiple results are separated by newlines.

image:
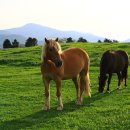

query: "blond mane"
xmin=41 ymin=39 xmax=62 ymax=63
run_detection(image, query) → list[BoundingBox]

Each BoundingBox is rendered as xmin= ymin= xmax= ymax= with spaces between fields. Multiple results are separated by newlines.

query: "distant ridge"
xmin=0 ymin=23 xmax=105 ymax=47
xmin=124 ymin=39 xmax=130 ymax=42
xmin=0 ymin=34 xmax=26 ymax=48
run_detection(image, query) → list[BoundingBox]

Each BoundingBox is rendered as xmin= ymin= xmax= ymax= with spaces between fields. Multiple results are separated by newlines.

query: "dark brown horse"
xmin=98 ymin=50 xmax=129 ymax=93
xmin=41 ymin=38 xmax=91 ymax=111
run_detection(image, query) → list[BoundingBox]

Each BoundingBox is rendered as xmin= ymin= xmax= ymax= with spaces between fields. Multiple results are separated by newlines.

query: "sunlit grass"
xmin=0 ymin=42 xmax=130 ymax=130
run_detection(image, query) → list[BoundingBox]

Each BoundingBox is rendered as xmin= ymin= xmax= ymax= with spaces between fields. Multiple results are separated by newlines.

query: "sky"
xmin=0 ymin=0 xmax=130 ymax=41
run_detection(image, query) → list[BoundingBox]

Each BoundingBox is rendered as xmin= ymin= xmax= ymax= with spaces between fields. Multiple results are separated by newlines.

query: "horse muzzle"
xmin=98 ymin=87 xmax=104 ymax=93
xmin=55 ymin=59 xmax=62 ymax=67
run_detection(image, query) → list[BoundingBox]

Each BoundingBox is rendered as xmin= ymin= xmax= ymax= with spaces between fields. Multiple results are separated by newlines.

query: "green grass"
xmin=0 ymin=42 xmax=130 ymax=130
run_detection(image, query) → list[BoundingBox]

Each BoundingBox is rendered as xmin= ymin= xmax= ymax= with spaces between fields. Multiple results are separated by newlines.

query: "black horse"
xmin=98 ymin=50 xmax=129 ymax=93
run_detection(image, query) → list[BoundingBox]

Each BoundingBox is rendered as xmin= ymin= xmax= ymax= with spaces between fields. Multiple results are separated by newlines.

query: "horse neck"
xmin=100 ymin=68 xmax=106 ymax=77
xmin=43 ymin=56 xmax=48 ymax=63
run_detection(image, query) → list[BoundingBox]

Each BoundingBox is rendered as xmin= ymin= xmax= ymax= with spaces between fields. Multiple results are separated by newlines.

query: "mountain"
xmin=0 ymin=23 xmax=105 ymax=47
xmin=6 ymin=23 xmax=63 ymax=41
xmin=0 ymin=34 xmax=26 ymax=48
xmin=6 ymin=23 xmax=104 ymax=41
xmin=123 ymin=39 xmax=130 ymax=42
xmin=0 ymin=30 xmax=11 ymax=35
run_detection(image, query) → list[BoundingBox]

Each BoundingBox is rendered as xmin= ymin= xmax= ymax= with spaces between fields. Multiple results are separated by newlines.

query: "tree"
xmin=25 ymin=37 xmax=32 ymax=47
xmin=3 ymin=39 xmax=12 ymax=48
xmin=77 ymin=37 xmax=87 ymax=42
xmin=113 ymin=40 xmax=118 ymax=43
xmin=104 ymin=38 xmax=112 ymax=43
xmin=12 ymin=39 xmax=19 ymax=48
xmin=98 ymin=40 xmax=102 ymax=43
xmin=66 ymin=37 xmax=74 ymax=43
xmin=25 ymin=37 xmax=38 ymax=47
xmin=32 ymin=38 xmax=38 ymax=46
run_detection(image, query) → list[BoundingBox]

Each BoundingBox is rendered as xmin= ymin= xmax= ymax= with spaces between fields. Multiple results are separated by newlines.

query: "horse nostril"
xmin=55 ymin=60 xmax=62 ymax=67
xmin=59 ymin=60 xmax=62 ymax=66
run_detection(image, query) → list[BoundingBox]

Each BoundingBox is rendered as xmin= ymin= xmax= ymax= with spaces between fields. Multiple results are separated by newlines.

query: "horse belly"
xmin=63 ymin=68 xmax=82 ymax=79
xmin=62 ymin=57 xmax=84 ymax=79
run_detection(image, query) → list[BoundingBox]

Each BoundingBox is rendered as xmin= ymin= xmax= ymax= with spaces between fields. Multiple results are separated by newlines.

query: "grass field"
xmin=0 ymin=42 xmax=130 ymax=130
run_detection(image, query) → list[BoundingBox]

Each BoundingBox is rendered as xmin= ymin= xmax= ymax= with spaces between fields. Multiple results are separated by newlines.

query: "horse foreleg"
xmin=56 ymin=79 xmax=63 ymax=111
xmin=43 ymin=78 xmax=50 ymax=111
xmin=107 ymin=73 xmax=112 ymax=92
xmin=124 ymin=74 xmax=127 ymax=88
xmin=72 ymin=77 xmax=80 ymax=105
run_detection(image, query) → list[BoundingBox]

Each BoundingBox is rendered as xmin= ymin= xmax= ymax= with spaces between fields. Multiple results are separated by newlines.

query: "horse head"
xmin=98 ymin=74 xmax=107 ymax=93
xmin=43 ymin=37 xmax=62 ymax=67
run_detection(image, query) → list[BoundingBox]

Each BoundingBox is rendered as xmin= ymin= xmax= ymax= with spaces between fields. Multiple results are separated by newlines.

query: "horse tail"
xmin=84 ymin=72 xmax=91 ymax=97
xmin=80 ymin=52 xmax=91 ymax=97
xmin=80 ymin=71 xmax=91 ymax=97
xmin=122 ymin=51 xmax=129 ymax=80
xmin=122 ymin=67 xmax=128 ymax=79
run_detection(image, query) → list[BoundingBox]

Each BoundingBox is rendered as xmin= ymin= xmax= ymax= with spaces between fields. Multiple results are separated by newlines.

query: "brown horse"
xmin=41 ymin=38 xmax=91 ymax=111
xmin=98 ymin=50 xmax=129 ymax=93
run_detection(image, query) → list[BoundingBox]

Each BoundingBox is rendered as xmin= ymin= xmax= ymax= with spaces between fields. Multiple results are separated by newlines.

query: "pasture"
xmin=0 ymin=42 xmax=130 ymax=130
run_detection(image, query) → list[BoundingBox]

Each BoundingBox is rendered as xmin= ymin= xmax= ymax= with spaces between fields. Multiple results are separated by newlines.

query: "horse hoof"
xmin=76 ymin=102 xmax=82 ymax=105
xmin=43 ymin=106 xmax=50 ymax=111
xmin=57 ymin=105 xmax=63 ymax=111
xmin=76 ymin=100 xmax=82 ymax=105
xmin=106 ymin=90 xmax=110 ymax=93
xmin=116 ymin=86 xmax=120 ymax=89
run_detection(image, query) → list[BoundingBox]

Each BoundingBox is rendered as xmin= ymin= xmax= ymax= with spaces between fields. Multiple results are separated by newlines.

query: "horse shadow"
xmin=0 ymin=89 xmax=118 ymax=130
xmin=83 ymin=88 xmax=118 ymax=107
xmin=0 ymin=102 xmax=78 ymax=130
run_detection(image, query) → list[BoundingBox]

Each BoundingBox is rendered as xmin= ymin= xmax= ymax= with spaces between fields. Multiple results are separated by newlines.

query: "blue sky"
xmin=0 ymin=0 xmax=130 ymax=40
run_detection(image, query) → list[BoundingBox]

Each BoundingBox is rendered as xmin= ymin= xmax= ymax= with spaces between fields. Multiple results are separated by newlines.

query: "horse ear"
xmin=45 ymin=37 xmax=49 ymax=44
xmin=55 ymin=37 xmax=58 ymax=42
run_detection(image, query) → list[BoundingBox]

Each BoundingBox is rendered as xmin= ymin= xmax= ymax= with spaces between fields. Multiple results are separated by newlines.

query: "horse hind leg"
xmin=122 ymin=68 xmax=128 ymax=88
xmin=72 ymin=77 xmax=81 ymax=105
xmin=79 ymin=70 xmax=91 ymax=104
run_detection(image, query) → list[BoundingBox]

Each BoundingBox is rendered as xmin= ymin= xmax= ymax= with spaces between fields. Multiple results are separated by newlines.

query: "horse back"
xmin=61 ymin=48 xmax=89 ymax=67
xmin=116 ymin=50 xmax=129 ymax=67
xmin=61 ymin=48 xmax=90 ymax=79
xmin=100 ymin=50 xmax=128 ymax=74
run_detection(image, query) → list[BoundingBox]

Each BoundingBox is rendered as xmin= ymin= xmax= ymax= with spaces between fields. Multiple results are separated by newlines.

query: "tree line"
xmin=3 ymin=37 xmax=38 ymax=48
xmin=3 ymin=37 xmax=119 ymax=48
xmin=66 ymin=37 xmax=118 ymax=43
